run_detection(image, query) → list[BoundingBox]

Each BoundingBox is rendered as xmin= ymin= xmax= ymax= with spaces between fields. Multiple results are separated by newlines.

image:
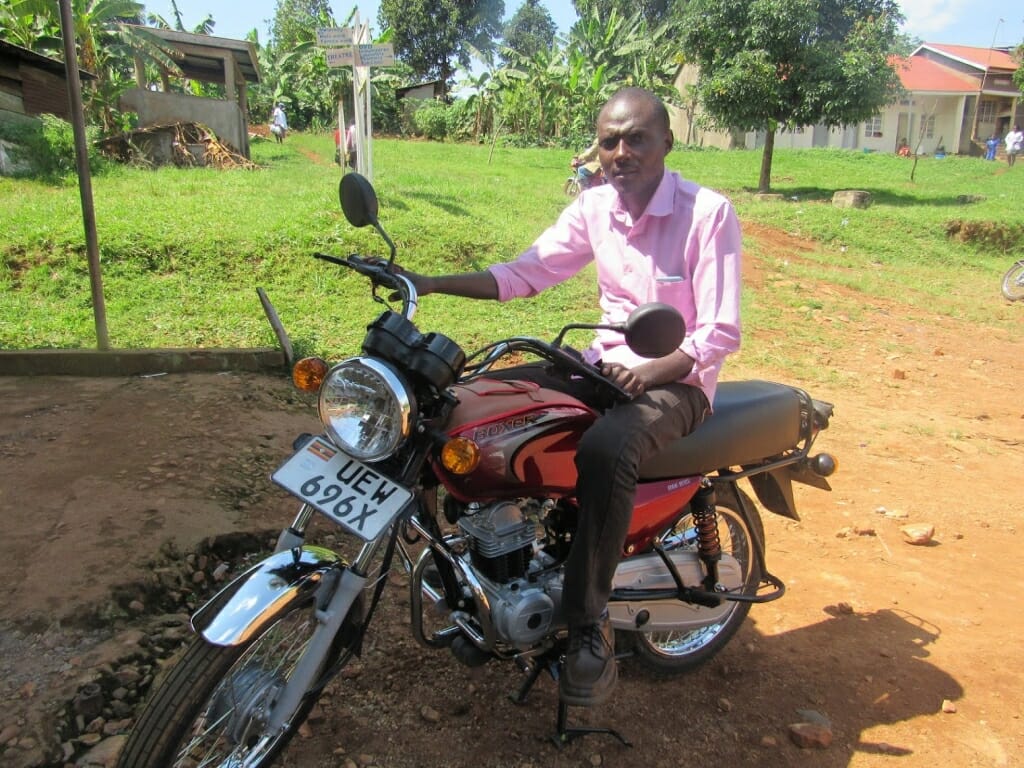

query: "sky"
xmin=165 ymin=0 xmax=1023 ymax=53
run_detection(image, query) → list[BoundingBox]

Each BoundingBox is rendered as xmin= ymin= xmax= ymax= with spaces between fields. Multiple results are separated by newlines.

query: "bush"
xmin=412 ymin=100 xmax=449 ymax=141
xmin=0 ymin=113 xmax=105 ymax=180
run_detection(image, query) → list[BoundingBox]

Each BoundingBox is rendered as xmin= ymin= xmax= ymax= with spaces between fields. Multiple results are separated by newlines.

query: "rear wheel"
xmin=1002 ymin=260 xmax=1024 ymax=301
xmin=117 ymin=597 xmax=359 ymax=768
xmin=627 ymin=484 xmax=763 ymax=676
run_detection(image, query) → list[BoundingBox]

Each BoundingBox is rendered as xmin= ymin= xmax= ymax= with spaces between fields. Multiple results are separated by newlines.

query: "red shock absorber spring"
xmin=691 ymin=482 xmax=722 ymax=562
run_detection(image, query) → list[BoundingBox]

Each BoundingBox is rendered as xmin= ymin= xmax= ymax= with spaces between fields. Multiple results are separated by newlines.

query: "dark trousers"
xmin=489 ymin=364 xmax=709 ymax=626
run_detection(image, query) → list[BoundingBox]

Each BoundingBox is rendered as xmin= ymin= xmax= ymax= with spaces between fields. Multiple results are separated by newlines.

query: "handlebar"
xmin=315 ymin=252 xmax=630 ymax=403
xmin=314 ymin=253 xmax=419 ymax=321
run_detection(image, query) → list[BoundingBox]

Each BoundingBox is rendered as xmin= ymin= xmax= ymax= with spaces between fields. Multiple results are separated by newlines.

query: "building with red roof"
xmin=888 ymin=44 xmax=1022 ymax=156
xmin=673 ymin=43 xmax=1022 ymax=157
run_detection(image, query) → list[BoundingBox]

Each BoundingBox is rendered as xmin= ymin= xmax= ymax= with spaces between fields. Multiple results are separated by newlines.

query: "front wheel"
xmin=1001 ymin=260 xmax=1024 ymax=301
xmin=116 ymin=596 xmax=359 ymax=768
xmin=625 ymin=483 xmax=764 ymax=676
xmin=564 ymin=176 xmax=580 ymax=197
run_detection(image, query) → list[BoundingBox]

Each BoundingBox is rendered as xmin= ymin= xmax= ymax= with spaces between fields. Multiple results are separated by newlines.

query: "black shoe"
xmin=560 ymin=616 xmax=617 ymax=706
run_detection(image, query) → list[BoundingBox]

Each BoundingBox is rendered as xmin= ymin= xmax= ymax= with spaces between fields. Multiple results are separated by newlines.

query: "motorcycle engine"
xmin=456 ymin=501 xmax=559 ymax=647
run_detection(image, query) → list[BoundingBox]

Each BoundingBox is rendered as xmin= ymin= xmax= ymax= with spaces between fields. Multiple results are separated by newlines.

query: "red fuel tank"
xmin=436 ymin=377 xmax=597 ymax=500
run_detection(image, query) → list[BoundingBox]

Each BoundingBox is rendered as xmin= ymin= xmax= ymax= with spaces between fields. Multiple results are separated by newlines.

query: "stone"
xmin=832 ymin=190 xmax=872 ymax=209
xmin=788 ymin=721 xmax=833 ymax=749
xmin=74 ymin=734 xmax=126 ymax=767
xmin=901 ymin=524 xmax=935 ymax=545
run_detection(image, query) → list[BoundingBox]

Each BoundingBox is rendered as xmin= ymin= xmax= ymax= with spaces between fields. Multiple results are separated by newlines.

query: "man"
xmin=402 ymin=87 xmax=742 ymax=705
xmin=1006 ymin=124 xmax=1023 ymax=167
xmin=270 ymin=103 xmax=288 ymax=143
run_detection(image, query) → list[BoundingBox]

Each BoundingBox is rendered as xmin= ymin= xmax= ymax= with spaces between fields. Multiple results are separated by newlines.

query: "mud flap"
xmin=747 ymin=467 xmax=799 ymax=520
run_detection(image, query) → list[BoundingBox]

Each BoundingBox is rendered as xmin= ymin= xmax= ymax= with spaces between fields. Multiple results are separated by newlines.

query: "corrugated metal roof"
xmin=915 ymin=43 xmax=1018 ymax=72
xmin=126 ymin=26 xmax=261 ymax=84
xmin=896 ymin=55 xmax=982 ymax=93
xmin=894 ymin=44 xmax=1019 ymax=94
xmin=0 ymin=39 xmax=96 ymax=80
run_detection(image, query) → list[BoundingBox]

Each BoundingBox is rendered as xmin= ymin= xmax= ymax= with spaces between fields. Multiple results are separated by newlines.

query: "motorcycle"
xmin=116 ymin=173 xmax=837 ymax=766
xmin=564 ymin=157 xmax=604 ymax=197
xmin=1002 ymin=259 xmax=1024 ymax=301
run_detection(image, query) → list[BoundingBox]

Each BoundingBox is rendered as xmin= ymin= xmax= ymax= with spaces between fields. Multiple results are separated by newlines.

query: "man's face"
xmin=596 ymin=96 xmax=672 ymax=208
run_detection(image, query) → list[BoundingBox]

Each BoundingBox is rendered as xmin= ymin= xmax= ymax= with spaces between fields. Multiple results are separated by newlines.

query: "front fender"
xmin=192 ymin=546 xmax=344 ymax=647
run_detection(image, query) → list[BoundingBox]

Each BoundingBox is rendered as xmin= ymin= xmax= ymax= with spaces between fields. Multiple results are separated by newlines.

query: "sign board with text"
xmin=326 ymin=48 xmax=355 ymax=68
xmin=316 ymin=27 xmax=354 ymax=46
xmin=354 ymin=44 xmax=395 ymax=68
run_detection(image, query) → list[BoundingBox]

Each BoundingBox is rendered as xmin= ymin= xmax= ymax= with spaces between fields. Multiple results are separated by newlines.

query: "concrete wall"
xmin=120 ymin=89 xmax=248 ymax=155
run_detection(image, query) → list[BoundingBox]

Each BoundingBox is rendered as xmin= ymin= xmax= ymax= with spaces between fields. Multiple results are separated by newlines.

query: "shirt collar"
xmin=611 ymin=170 xmax=675 ymax=226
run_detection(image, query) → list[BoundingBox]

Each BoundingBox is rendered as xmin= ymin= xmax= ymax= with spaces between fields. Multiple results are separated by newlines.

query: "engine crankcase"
xmin=483 ymin=574 xmax=558 ymax=647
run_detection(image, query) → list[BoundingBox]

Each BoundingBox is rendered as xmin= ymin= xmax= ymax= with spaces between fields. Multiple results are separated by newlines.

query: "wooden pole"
xmin=58 ymin=0 xmax=110 ymax=351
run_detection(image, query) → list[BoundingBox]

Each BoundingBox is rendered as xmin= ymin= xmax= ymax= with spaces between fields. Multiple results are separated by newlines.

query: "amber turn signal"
xmin=440 ymin=437 xmax=481 ymax=475
xmin=292 ymin=357 xmax=330 ymax=392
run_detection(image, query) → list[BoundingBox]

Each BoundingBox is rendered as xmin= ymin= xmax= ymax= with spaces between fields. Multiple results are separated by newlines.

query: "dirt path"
xmin=0 ymin=227 xmax=1022 ymax=768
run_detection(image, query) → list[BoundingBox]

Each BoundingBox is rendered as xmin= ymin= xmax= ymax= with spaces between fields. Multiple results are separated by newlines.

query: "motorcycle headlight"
xmin=318 ymin=357 xmax=416 ymax=462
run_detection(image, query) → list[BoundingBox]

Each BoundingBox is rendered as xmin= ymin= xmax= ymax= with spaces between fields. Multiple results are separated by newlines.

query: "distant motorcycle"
xmin=564 ymin=158 xmax=604 ymax=197
xmin=1002 ymin=259 xmax=1024 ymax=301
xmin=115 ymin=173 xmax=837 ymax=766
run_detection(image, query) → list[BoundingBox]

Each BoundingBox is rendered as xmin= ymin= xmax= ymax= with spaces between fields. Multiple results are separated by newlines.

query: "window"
xmin=864 ymin=116 xmax=883 ymax=138
xmin=977 ymin=100 xmax=996 ymax=123
xmin=920 ymin=114 xmax=935 ymax=139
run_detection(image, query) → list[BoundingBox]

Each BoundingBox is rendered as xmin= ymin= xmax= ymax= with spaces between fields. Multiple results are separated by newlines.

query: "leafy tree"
xmin=146 ymin=0 xmax=214 ymax=34
xmin=501 ymin=0 xmax=557 ymax=63
xmin=572 ymin=0 xmax=675 ymax=29
xmin=378 ymin=0 xmax=504 ymax=97
xmin=680 ymin=0 xmax=904 ymax=193
xmin=272 ymin=0 xmax=335 ymax=52
xmin=1014 ymin=42 xmax=1024 ymax=95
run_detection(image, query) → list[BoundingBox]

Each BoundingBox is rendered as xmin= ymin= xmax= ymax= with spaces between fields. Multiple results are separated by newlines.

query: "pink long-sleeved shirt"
xmin=488 ymin=170 xmax=742 ymax=405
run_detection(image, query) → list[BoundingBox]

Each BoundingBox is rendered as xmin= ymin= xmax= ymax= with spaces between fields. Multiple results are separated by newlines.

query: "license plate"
xmin=272 ymin=437 xmax=412 ymax=541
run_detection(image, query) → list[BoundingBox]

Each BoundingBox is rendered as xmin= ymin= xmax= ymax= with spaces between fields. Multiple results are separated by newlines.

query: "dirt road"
xmin=1 ymin=227 xmax=1022 ymax=767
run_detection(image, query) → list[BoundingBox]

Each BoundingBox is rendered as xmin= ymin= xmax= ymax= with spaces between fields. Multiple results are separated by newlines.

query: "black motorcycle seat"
xmin=638 ymin=380 xmax=804 ymax=480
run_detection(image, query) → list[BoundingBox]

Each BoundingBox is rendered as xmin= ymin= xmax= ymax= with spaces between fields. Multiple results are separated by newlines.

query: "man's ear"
xmin=664 ymin=130 xmax=674 ymax=156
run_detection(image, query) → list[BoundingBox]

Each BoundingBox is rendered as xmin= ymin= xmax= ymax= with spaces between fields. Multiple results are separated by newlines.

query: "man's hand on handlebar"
xmin=600 ymin=362 xmax=646 ymax=398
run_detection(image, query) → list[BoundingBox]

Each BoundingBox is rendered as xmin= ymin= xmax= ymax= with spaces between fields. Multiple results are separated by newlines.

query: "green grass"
xmin=2 ymin=135 xmax=1021 ymax=379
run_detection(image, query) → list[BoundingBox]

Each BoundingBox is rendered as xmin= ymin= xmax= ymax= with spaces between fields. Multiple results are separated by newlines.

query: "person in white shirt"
xmin=271 ymin=103 xmax=288 ymax=143
xmin=1005 ymin=124 xmax=1023 ymax=167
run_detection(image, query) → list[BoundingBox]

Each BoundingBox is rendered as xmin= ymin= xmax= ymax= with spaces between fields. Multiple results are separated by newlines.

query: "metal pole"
xmin=971 ymin=18 xmax=1003 ymax=143
xmin=58 ymin=0 xmax=110 ymax=350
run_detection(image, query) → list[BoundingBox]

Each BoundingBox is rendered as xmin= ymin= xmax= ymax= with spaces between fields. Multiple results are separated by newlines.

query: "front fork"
xmin=263 ymin=504 xmax=387 ymax=733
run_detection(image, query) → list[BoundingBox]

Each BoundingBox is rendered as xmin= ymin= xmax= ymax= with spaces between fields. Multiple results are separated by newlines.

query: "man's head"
xmin=596 ymin=88 xmax=673 ymax=216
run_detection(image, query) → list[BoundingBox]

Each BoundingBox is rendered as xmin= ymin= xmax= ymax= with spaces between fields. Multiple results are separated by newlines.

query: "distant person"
xmin=571 ymin=138 xmax=603 ymax=189
xmin=985 ymin=132 xmax=1000 ymax=161
xmin=896 ymin=138 xmax=911 ymax=158
xmin=1005 ymin=124 xmax=1023 ymax=167
xmin=345 ymin=122 xmax=357 ymax=169
xmin=270 ymin=103 xmax=288 ymax=143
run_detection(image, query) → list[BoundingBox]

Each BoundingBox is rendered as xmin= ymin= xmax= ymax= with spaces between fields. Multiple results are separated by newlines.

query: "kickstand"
xmin=509 ymin=655 xmax=552 ymax=705
xmin=552 ymin=701 xmax=632 ymax=748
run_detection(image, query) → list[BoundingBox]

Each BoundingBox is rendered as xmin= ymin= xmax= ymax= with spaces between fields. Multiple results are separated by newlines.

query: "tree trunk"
xmin=758 ymin=130 xmax=775 ymax=193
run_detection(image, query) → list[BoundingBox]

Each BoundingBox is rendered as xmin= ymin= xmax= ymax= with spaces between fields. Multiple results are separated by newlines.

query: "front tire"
xmin=564 ymin=177 xmax=580 ymax=197
xmin=117 ymin=596 xmax=358 ymax=768
xmin=1002 ymin=260 xmax=1024 ymax=301
xmin=626 ymin=483 xmax=764 ymax=676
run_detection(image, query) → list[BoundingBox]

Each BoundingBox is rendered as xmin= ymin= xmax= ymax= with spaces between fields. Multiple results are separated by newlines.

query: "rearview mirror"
xmin=339 ymin=173 xmax=379 ymax=228
xmin=623 ymin=302 xmax=685 ymax=358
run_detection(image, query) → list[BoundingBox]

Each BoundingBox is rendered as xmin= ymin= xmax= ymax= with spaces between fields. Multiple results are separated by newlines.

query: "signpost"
xmin=316 ymin=21 xmax=395 ymax=182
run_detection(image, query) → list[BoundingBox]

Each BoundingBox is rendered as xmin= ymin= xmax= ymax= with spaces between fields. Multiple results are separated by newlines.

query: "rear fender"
xmin=746 ymin=463 xmax=833 ymax=520
xmin=191 ymin=545 xmax=345 ymax=647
